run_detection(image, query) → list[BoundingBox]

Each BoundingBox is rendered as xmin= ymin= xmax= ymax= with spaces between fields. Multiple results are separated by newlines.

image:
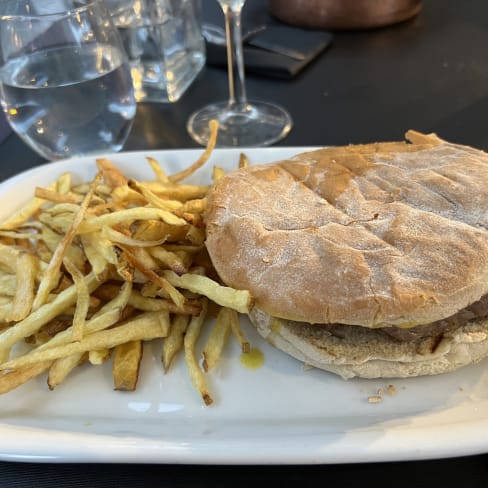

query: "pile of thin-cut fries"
xmin=0 ymin=121 xmax=253 ymax=405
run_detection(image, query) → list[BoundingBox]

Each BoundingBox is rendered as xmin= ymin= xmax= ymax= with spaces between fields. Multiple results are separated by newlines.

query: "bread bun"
xmin=205 ymin=131 xmax=488 ymax=328
xmin=249 ymin=307 xmax=488 ymax=379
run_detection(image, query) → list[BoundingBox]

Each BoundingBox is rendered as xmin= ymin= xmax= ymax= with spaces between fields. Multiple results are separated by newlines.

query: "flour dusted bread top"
xmin=205 ymin=132 xmax=488 ymax=327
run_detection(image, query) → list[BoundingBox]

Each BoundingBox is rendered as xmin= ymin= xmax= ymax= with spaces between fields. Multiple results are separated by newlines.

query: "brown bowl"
xmin=268 ymin=0 xmax=422 ymax=30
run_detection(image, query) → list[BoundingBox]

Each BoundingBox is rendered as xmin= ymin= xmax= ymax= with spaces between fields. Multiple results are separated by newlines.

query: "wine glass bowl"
xmin=187 ymin=0 xmax=292 ymax=147
xmin=187 ymin=99 xmax=292 ymax=147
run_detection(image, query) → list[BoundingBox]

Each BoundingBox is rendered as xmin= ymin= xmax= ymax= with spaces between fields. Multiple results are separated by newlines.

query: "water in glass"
xmin=0 ymin=44 xmax=135 ymax=160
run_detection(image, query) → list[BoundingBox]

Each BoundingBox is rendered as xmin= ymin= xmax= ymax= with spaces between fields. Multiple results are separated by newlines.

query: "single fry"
xmin=202 ymin=307 xmax=232 ymax=372
xmin=82 ymin=232 xmax=118 ymax=268
xmin=112 ymin=340 xmax=143 ymax=391
xmin=128 ymin=179 xmax=184 ymax=213
xmin=0 ymin=361 xmax=52 ymax=394
xmin=109 ymin=185 xmax=144 ymax=205
xmin=184 ymin=299 xmax=212 ymax=405
xmin=146 ymin=157 xmax=169 ymax=183
xmin=34 ymin=187 xmax=82 ymax=204
xmin=185 ymin=225 xmax=206 ymax=245
xmin=212 ymin=166 xmax=225 ymax=184
xmin=169 ymin=119 xmax=218 ymax=183
xmin=0 ymin=230 xmax=40 ymax=240
xmin=127 ymin=246 xmax=157 ymax=271
xmin=42 ymin=202 xmax=80 ymax=216
xmin=132 ymin=220 xmax=187 ymax=243
xmin=144 ymin=182 xmax=210 ymax=202
xmin=181 ymin=212 xmax=204 ymax=228
xmin=63 ymin=258 xmax=90 ymax=342
xmin=227 ymin=308 xmax=250 ymax=353
xmin=238 ymin=153 xmax=249 ymax=169
xmin=89 ymin=349 xmax=111 ymax=365
xmin=101 ymin=226 xmax=166 ymax=248
xmin=175 ymin=198 xmax=206 ymax=216
xmin=163 ymin=270 xmax=253 ymax=314
xmin=162 ymin=314 xmax=190 ymax=372
xmin=56 ymin=172 xmax=72 ymax=194
xmin=8 ymin=251 xmax=37 ymax=322
xmin=48 ymin=354 xmax=85 ymax=390
xmin=128 ymin=290 xmax=201 ymax=315
xmin=148 ymin=247 xmax=188 ymax=275
xmin=0 ymin=182 xmax=56 ymax=230
xmin=80 ymin=233 xmax=110 ymax=276
xmin=94 ymin=284 xmax=201 ymax=315
xmin=96 ymin=158 xmax=128 ymax=188
xmin=77 ymin=207 xmax=187 ymax=232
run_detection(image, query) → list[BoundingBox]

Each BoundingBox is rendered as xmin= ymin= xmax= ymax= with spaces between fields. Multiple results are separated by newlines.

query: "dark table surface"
xmin=1 ymin=0 xmax=488 ymax=485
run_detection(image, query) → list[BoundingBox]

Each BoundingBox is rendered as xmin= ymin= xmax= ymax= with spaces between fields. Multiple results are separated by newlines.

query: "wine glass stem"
xmin=222 ymin=3 xmax=248 ymax=110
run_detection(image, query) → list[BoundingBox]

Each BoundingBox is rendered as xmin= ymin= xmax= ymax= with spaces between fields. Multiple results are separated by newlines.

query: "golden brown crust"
xmin=205 ymin=132 xmax=488 ymax=327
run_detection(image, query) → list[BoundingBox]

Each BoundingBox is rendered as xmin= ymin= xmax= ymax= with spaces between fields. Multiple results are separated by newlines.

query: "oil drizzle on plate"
xmin=240 ymin=348 xmax=264 ymax=370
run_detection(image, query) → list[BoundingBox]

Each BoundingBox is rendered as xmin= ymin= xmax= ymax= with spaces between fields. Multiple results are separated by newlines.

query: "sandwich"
xmin=204 ymin=131 xmax=488 ymax=379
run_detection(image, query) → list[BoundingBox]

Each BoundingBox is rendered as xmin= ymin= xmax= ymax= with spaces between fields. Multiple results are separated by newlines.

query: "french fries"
xmin=184 ymin=299 xmax=212 ymax=405
xmin=8 ymin=251 xmax=37 ymax=322
xmin=112 ymin=340 xmax=142 ymax=391
xmin=163 ymin=271 xmax=253 ymax=314
xmin=0 ymin=361 xmax=52 ymax=394
xmin=202 ymin=307 xmax=232 ymax=372
xmin=162 ymin=314 xmax=189 ymax=372
xmin=0 ymin=122 xmax=257 ymax=405
xmin=48 ymin=354 xmax=85 ymax=390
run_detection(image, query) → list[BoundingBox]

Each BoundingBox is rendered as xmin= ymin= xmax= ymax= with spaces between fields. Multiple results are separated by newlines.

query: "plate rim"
xmin=0 ymin=146 xmax=487 ymax=464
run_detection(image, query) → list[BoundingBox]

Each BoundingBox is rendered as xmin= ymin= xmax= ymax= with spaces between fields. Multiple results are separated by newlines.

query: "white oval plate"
xmin=0 ymin=147 xmax=487 ymax=464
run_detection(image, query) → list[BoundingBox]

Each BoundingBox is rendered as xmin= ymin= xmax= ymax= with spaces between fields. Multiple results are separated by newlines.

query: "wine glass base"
xmin=187 ymin=100 xmax=292 ymax=147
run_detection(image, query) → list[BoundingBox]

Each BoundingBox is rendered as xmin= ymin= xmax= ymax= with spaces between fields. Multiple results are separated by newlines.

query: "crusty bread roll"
xmin=205 ymin=131 xmax=488 ymax=378
xmin=206 ymin=131 xmax=488 ymax=328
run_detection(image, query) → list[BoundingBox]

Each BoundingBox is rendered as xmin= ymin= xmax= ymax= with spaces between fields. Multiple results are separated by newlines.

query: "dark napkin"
xmin=205 ymin=24 xmax=333 ymax=79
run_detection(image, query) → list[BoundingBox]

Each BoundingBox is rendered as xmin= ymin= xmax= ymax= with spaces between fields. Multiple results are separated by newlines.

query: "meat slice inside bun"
xmin=204 ymin=131 xmax=488 ymax=378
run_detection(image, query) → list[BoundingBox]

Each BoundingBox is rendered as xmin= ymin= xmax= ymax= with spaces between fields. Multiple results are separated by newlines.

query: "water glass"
xmin=0 ymin=0 xmax=136 ymax=161
xmin=107 ymin=0 xmax=206 ymax=103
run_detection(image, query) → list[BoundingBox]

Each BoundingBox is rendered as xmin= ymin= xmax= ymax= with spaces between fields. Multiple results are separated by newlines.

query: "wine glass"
xmin=0 ymin=0 xmax=136 ymax=161
xmin=187 ymin=0 xmax=292 ymax=147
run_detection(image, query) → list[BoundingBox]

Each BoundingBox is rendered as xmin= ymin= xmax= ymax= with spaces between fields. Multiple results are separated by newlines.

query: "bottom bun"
xmin=249 ymin=308 xmax=488 ymax=379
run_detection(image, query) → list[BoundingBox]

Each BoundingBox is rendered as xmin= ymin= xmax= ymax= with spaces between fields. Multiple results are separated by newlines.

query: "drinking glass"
xmin=187 ymin=0 xmax=292 ymax=147
xmin=0 ymin=0 xmax=137 ymax=161
xmin=106 ymin=0 xmax=206 ymax=103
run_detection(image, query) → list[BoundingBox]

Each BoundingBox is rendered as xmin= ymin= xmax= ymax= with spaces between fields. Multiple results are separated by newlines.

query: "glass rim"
xmin=0 ymin=0 xmax=103 ymax=20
